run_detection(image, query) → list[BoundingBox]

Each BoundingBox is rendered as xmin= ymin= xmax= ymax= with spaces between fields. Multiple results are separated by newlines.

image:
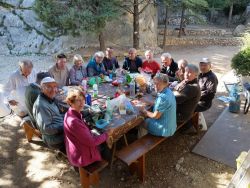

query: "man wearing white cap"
xmin=196 ymin=58 xmax=218 ymax=112
xmin=33 ymin=77 xmax=64 ymax=150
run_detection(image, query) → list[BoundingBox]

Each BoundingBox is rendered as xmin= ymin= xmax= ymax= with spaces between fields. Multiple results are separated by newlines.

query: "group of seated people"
xmin=2 ymin=47 xmax=218 ymax=168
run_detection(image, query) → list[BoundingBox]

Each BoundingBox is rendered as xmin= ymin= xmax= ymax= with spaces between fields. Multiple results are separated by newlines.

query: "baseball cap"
xmin=40 ymin=77 xmax=56 ymax=85
xmin=200 ymin=58 xmax=211 ymax=64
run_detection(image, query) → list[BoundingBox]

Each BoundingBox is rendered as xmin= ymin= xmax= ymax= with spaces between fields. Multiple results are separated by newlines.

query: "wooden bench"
xmin=21 ymin=117 xmax=42 ymax=142
xmin=79 ymin=160 xmax=108 ymax=188
xmin=115 ymin=112 xmax=199 ymax=182
xmin=21 ymin=118 xmax=108 ymax=188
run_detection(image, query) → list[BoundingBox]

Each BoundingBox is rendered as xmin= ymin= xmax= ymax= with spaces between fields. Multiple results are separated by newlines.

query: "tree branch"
xmin=138 ymin=0 xmax=152 ymax=15
xmin=119 ymin=5 xmax=134 ymax=14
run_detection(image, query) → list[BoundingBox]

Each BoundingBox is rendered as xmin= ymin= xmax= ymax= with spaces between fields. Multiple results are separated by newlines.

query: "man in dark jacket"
xmin=33 ymin=77 xmax=64 ymax=150
xmin=160 ymin=52 xmax=178 ymax=82
xmin=25 ymin=72 xmax=50 ymax=128
xmin=174 ymin=64 xmax=201 ymax=124
xmin=102 ymin=47 xmax=120 ymax=73
xmin=122 ymin=48 xmax=142 ymax=73
xmin=196 ymin=58 xmax=218 ymax=112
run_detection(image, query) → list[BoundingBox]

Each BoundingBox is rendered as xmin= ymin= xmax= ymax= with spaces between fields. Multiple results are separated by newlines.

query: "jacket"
xmin=198 ymin=70 xmax=218 ymax=108
xmin=33 ymin=93 xmax=64 ymax=147
xmin=64 ymin=107 xmax=108 ymax=167
xmin=122 ymin=56 xmax=142 ymax=73
xmin=174 ymin=79 xmax=201 ymax=123
xmin=86 ymin=58 xmax=107 ymax=77
xmin=69 ymin=65 xmax=87 ymax=85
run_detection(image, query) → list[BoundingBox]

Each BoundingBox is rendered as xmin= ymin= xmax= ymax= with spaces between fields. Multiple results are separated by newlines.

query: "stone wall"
xmin=0 ymin=0 xmax=158 ymax=55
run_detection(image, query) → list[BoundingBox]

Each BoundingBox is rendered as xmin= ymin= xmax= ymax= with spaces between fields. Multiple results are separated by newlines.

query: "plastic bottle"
xmin=93 ymin=84 xmax=98 ymax=98
xmin=82 ymin=79 xmax=87 ymax=91
xmin=105 ymin=97 xmax=112 ymax=122
xmin=129 ymin=79 xmax=136 ymax=97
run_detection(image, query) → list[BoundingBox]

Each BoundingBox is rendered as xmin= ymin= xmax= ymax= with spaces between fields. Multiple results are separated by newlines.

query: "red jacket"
xmin=64 ymin=107 xmax=108 ymax=167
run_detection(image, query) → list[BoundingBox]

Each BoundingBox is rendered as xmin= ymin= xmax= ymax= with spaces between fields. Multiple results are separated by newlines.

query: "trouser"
xmin=195 ymin=101 xmax=211 ymax=112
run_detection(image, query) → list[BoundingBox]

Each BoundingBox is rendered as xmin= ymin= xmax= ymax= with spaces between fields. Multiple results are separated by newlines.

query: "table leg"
xmin=110 ymin=142 xmax=116 ymax=169
xmin=123 ymin=134 xmax=128 ymax=146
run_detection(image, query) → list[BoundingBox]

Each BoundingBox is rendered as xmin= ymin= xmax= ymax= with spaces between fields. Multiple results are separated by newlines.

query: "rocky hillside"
xmin=0 ymin=0 xmax=158 ymax=55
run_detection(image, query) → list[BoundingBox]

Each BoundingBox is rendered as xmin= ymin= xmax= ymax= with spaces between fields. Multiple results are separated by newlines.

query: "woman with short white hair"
xmin=69 ymin=54 xmax=87 ymax=86
xmin=87 ymin=51 xmax=107 ymax=77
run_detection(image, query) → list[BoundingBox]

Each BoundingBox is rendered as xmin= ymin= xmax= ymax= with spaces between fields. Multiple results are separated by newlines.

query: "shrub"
xmin=231 ymin=47 xmax=250 ymax=76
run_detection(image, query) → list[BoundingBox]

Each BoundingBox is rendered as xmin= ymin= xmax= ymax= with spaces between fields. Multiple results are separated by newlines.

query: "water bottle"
xmin=93 ymin=84 xmax=98 ymax=98
xmin=81 ymin=79 xmax=87 ymax=91
xmin=85 ymin=94 xmax=92 ymax=106
xmin=105 ymin=97 xmax=112 ymax=122
xmin=129 ymin=79 xmax=135 ymax=97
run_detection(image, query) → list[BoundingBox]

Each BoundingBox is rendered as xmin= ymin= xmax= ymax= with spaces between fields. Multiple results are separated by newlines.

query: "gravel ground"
xmin=0 ymin=45 xmax=239 ymax=188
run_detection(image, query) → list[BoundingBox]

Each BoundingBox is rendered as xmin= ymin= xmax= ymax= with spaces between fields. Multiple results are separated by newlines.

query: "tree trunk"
xmin=133 ymin=0 xmax=140 ymax=49
xmin=98 ymin=31 xmax=105 ymax=51
xmin=228 ymin=2 xmax=233 ymax=27
xmin=163 ymin=6 xmax=168 ymax=50
xmin=178 ymin=6 xmax=185 ymax=38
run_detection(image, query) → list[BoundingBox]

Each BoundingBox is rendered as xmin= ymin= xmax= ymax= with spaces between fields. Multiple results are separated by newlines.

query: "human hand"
xmin=9 ymin=100 xmax=18 ymax=106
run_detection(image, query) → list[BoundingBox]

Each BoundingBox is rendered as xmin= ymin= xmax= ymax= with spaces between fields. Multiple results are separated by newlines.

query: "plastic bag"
xmin=109 ymin=94 xmax=135 ymax=115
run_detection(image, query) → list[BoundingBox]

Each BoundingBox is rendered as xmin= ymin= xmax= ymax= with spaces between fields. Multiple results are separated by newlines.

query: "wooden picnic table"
xmin=55 ymin=83 xmax=154 ymax=147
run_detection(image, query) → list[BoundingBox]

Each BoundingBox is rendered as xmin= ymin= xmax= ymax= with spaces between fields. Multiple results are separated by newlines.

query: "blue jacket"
xmin=122 ymin=56 xmax=142 ymax=73
xmin=87 ymin=58 xmax=107 ymax=77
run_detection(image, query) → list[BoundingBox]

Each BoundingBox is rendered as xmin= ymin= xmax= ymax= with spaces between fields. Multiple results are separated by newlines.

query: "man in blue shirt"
xmin=139 ymin=73 xmax=177 ymax=137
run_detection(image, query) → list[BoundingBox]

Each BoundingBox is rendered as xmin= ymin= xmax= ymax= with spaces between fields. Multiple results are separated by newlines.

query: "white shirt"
xmin=3 ymin=69 xmax=36 ymax=116
xmin=4 ymin=69 xmax=36 ymax=99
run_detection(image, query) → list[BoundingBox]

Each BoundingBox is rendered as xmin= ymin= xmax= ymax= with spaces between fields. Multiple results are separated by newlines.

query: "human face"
xmin=128 ymin=50 xmax=136 ymax=60
xmin=184 ymin=67 xmax=197 ymax=81
xmin=75 ymin=60 xmax=83 ymax=68
xmin=95 ymin=56 xmax=104 ymax=64
xmin=199 ymin=62 xmax=211 ymax=74
xmin=145 ymin=52 xmax=153 ymax=61
xmin=106 ymin=48 xmax=113 ymax=58
xmin=153 ymin=79 xmax=161 ymax=93
xmin=70 ymin=95 xmax=85 ymax=113
xmin=42 ymin=82 xmax=58 ymax=99
xmin=21 ymin=65 xmax=33 ymax=77
xmin=56 ymin=58 xmax=67 ymax=70
xmin=161 ymin=57 xmax=171 ymax=66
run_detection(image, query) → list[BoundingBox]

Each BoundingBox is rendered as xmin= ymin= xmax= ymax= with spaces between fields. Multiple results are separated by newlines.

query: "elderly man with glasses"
xmin=33 ymin=77 xmax=64 ymax=151
xmin=139 ymin=73 xmax=177 ymax=137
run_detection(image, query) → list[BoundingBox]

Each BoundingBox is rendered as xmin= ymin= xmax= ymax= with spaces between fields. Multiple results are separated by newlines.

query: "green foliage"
xmin=231 ymin=47 xmax=250 ymax=76
xmin=181 ymin=0 xmax=208 ymax=10
xmin=242 ymin=32 xmax=250 ymax=50
xmin=34 ymin=0 xmax=120 ymax=37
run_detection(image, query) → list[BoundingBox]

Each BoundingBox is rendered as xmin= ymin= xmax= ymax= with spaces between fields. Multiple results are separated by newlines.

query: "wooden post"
xmin=23 ymin=123 xmax=34 ymax=142
xmin=79 ymin=168 xmax=90 ymax=188
xmin=137 ymin=155 xmax=145 ymax=182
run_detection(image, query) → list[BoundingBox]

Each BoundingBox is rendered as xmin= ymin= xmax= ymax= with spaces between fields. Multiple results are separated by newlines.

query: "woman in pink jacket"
xmin=64 ymin=88 xmax=113 ymax=167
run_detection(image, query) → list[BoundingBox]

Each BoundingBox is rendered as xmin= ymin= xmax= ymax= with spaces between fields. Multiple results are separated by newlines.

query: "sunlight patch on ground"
xmin=210 ymin=172 xmax=233 ymax=188
xmin=26 ymin=151 xmax=60 ymax=182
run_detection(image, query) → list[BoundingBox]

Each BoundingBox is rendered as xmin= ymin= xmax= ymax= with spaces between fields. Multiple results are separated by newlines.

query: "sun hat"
xmin=40 ymin=77 xmax=56 ymax=85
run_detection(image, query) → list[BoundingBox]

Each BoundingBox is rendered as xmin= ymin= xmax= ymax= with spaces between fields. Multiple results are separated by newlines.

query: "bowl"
xmin=95 ymin=119 xmax=109 ymax=129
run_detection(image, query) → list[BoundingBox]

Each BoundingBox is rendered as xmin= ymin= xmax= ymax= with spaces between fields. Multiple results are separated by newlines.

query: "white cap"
xmin=40 ymin=77 xmax=56 ymax=85
xmin=200 ymin=57 xmax=211 ymax=64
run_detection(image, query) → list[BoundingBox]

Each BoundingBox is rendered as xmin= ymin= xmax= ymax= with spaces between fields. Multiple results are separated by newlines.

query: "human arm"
xmin=34 ymin=104 xmax=64 ymax=135
xmin=69 ymin=67 xmax=81 ymax=86
xmin=69 ymin=118 xmax=108 ymax=147
xmin=200 ymin=76 xmax=218 ymax=101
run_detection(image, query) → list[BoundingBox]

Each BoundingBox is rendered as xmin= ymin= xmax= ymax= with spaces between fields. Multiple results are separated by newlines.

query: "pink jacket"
xmin=64 ymin=107 xmax=108 ymax=167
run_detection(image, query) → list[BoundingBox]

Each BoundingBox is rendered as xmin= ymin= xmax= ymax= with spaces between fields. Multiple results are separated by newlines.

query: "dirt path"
xmin=0 ymin=45 xmax=240 ymax=188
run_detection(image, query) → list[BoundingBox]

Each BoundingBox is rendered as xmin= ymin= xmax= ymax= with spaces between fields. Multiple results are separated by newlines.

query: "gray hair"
xmin=18 ymin=60 xmax=33 ymax=68
xmin=177 ymin=59 xmax=188 ymax=68
xmin=73 ymin=54 xmax=83 ymax=64
xmin=186 ymin=64 xmax=199 ymax=75
xmin=94 ymin=51 xmax=104 ymax=58
xmin=161 ymin=53 xmax=171 ymax=59
xmin=128 ymin=48 xmax=137 ymax=53
xmin=145 ymin=50 xmax=153 ymax=56
xmin=154 ymin=73 xmax=169 ymax=84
